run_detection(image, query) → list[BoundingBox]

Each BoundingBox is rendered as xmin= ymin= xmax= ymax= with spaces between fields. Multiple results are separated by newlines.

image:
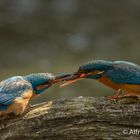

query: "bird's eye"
xmin=87 ymin=69 xmax=92 ymax=73
xmin=43 ymin=80 xmax=50 ymax=85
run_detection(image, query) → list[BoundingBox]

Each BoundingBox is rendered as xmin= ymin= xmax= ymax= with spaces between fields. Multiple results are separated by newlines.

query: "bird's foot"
xmin=24 ymin=104 xmax=33 ymax=113
xmin=106 ymin=89 xmax=123 ymax=100
xmin=25 ymin=102 xmax=47 ymax=113
xmin=27 ymin=104 xmax=33 ymax=108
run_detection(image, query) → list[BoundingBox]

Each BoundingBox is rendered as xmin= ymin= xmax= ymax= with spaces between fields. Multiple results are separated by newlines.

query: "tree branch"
xmin=0 ymin=96 xmax=140 ymax=140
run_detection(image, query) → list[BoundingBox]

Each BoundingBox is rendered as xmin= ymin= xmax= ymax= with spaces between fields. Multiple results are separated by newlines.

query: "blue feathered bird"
xmin=0 ymin=73 xmax=69 ymax=116
xmin=61 ymin=60 xmax=140 ymax=99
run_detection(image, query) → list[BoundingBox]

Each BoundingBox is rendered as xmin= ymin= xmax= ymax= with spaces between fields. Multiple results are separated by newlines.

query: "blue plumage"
xmin=0 ymin=73 xmax=56 ymax=112
xmin=79 ymin=60 xmax=112 ymax=72
xmin=79 ymin=60 xmax=140 ymax=85
xmin=0 ymin=105 xmax=8 ymax=111
xmin=106 ymin=61 xmax=140 ymax=84
xmin=25 ymin=73 xmax=54 ymax=94
xmin=62 ymin=60 xmax=140 ymax=98
xmin=0 ymin=76 xmax=32 ymax=107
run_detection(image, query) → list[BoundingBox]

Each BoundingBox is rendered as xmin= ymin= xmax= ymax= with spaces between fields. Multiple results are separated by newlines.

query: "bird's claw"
xmin=106 ymin=89 xmax=123 ymax=100
xmin=24 ymin=104 xmax=33 ymax=113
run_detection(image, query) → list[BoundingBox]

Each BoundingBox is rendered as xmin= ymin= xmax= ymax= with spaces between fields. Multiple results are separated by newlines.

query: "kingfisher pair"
xmin=0 ymin=60 xmax=140 ymax=116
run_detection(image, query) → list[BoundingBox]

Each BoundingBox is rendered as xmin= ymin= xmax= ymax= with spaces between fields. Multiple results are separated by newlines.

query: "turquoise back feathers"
xmin=78 ymin=60 xmax=140 ymax=84
xmin=78 ymin=60 xmax=113 ymax=73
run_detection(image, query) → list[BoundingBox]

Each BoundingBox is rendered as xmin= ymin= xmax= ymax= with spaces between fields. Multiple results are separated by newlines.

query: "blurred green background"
xmin=0 ymin=0 xmax=140 ymax=104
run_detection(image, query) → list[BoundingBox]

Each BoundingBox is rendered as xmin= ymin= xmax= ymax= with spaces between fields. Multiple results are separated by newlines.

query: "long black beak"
xmin=52 ymin=73 xmax=73 ymax=84
xmin=59 ymin=72 xmax=79 ymax=80
xmin=60 ymin=71 xmax=87 ymax=87
xmin=37 ymin=73 xmax=75 ymax=90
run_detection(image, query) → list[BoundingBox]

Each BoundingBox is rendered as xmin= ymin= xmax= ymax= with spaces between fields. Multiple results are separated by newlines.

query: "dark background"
xmin=0 ymin=0 xmax=140 ymax=104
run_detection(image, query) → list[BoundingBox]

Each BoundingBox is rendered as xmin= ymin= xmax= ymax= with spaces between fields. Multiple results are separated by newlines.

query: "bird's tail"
xmin=0 ymin=105 xmax=8 ymax=111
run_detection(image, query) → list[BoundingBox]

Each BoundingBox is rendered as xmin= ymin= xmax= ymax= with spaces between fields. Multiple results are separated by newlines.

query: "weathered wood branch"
xmin=0 ymin=96 xmax=140 ymax=140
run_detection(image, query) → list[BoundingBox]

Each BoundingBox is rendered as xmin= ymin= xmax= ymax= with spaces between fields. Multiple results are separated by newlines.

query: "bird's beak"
xmin=60 ymin=70 xmax=105 ymax=87
xmin=52 ymin=74 xmax=73 ymax=84
xmin=60 ymin=72 xmax=88 ymax=87
xmin=36 ymin=74 xmax=73 ymax=90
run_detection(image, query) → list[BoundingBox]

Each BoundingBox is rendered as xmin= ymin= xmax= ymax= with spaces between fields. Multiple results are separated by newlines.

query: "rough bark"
xmin=0 ymin=96 xmax=140 ymax=140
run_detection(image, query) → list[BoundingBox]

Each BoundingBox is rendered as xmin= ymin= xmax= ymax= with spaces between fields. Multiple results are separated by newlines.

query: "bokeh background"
xmin=0 ymin=0 xmax=140 ymax=104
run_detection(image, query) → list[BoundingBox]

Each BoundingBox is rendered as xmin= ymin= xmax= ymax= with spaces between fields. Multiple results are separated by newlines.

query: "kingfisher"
xmin=0 ymin=73 xmax=69 ymax=116
xmin=61 ymin=60 xmax=140 ymax=99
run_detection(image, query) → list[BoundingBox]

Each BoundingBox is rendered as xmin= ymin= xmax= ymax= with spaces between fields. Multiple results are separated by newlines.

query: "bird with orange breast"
xmin=61 ymin=60 xmax=140 ymax=99
xmin=0 ymin=73 xmax=69 ymax=116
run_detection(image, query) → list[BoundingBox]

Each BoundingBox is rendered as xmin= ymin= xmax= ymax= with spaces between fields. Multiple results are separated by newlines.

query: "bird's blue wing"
xmin=106 ymin=61 xmax=140 ymax=84
xmin=0 ymin=76 xmax=32 ymax=106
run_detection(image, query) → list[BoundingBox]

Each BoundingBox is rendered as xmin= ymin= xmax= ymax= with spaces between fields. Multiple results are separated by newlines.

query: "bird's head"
xmin=25 ymin=73 xmax=70 ymax=94
xmin=61 ymin=60 xmax=113 ymax=87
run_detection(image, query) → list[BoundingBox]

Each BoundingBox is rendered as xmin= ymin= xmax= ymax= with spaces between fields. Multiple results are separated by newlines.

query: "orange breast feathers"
xmin=98 ymin=75 xmax=140 ymax=95
xmin=9 ymin=90 xmax=33 ymax=115
xmin=98 ymin=75 xmax=121 ymax=90
xmin=0 ymin=90 xmax=34 ymax=116
xmin=22 ymin=90 xmax=34 ymax=99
